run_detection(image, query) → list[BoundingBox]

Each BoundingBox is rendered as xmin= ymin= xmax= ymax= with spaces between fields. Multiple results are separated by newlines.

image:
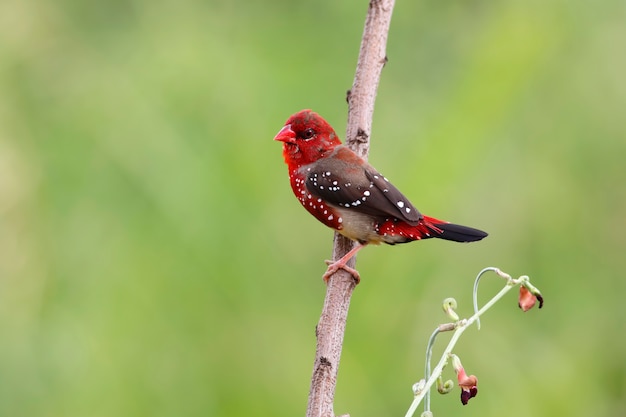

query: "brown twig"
xmin=305 ymin=1 xmax=396 ymax=416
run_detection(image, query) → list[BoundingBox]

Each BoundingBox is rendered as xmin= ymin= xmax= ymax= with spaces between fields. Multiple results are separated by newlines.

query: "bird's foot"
xmin=323 ymin=259 xmax=360 ymax=284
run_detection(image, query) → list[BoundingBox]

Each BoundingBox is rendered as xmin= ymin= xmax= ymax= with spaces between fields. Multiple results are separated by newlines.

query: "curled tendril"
xmin=472 ymin=267 xmax=513 ymax=330
xmin=436 ymin=376 xmax=454 ymax=394
xmin=442 ymin=297 xmax=459 ymax=321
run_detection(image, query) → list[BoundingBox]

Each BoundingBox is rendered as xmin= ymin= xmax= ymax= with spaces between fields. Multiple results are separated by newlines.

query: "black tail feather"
xmin=434 ymin=223 xmax=488 ymax=243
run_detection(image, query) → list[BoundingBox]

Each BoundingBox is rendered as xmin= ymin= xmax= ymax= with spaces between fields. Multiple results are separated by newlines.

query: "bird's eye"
xmin=302 ymin=128 xmax=315 ymax=140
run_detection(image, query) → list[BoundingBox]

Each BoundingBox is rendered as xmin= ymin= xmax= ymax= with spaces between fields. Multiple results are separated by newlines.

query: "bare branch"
xmin=346 ymin=0 xmax=395 ymax=159
xmin=306 ymin=1 xmax=396 ymax=416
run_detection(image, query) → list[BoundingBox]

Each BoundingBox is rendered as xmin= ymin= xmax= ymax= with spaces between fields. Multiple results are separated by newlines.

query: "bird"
xmin=274 ymin=109 xmax=487 ymax=283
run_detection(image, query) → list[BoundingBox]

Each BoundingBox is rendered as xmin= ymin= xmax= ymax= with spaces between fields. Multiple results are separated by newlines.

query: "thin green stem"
xmin=405 ymin=270 xmax=519 ymax=417
xmin=423 ymin=327 xmax=440 ymax=412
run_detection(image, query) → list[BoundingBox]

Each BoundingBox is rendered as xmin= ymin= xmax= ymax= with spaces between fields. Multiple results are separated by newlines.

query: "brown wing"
xmin=303 ymin=147 xmax=422 ymax=225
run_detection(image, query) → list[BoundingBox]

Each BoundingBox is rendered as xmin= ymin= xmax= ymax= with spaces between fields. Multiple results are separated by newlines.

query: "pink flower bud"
xmin=518 ymin=285 xmax=544 ymax=312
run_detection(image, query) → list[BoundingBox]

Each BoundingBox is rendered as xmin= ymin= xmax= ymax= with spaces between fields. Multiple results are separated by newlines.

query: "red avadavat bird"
xmin=274 ymin=109 xmax=487 ymax=282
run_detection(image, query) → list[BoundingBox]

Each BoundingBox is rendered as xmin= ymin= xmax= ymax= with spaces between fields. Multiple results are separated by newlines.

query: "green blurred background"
xmin=1 ymin=0 xmax=625 ymax=416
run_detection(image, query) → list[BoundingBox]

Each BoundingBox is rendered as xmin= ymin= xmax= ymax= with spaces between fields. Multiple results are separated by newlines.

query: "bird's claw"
xmin=323 ymin=259 xmax=360 ymax=284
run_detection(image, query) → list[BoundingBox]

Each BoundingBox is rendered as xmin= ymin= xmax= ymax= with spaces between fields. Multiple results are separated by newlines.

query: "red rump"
xmin=377 ymin=216 xmax=445 ymax=243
